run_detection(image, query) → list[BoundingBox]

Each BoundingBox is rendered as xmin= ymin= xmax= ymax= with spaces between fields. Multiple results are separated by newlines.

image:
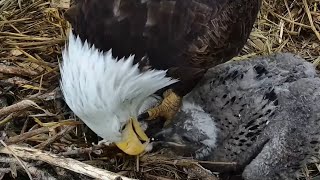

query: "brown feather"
xmin=64 ymin=0 xmax=262 ymax=97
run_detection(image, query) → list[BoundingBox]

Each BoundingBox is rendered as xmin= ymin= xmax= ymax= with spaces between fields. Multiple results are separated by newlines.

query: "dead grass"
xmin=0 ymin=0 xmax=319 ymax=179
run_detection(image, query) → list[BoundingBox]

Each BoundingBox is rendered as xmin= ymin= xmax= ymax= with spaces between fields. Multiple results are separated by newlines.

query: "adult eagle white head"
xmin=60 ymin=32 xmax=177 ymax=155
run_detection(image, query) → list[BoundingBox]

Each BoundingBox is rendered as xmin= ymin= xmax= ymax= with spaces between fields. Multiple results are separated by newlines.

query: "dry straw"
xmin=0 ymin=0 xmax=319 ymax=179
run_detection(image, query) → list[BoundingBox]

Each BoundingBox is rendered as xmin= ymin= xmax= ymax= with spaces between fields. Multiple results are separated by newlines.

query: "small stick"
xmin=144 ymin=174 xmax=175 ymax=180
xmin=186 ymin=164 xmax=218 ymax=180
xmin=58 ymin=144 xmax=105 ymax=156
xmin=197 ymin=160 xmax=237 ymax=166
xmin=0 ymin=145 xmax=136 ymax=180
xmin=0 ymin=113 xmax=15 ymax=127
xmin=0 ymin=100 xmax=55 ymax=118
xmin=0 ymin=140 xmax=33 ymax=180
xmin=0 ymin=156 xmax=57 ymax=180
xmin=140 ymin=154 xmax=236 ymax=166
xmin=0 ymin=168 xmax=11 ymax=173
xmin=0 ymin=100 xmax=36 ymax=117
xmin=20 ymin=118 xmax=29 ymax=134
xmin=302 ymin=0 xmax=320 ymax=41
xmin=136 ymin=156 xmax=139 ymax=172
xmin=6 ymin=126 xmax=50 ymax=144
xmin=35 ymin=126 xmax=75 ymax=149
xmin=268 ymin=11 xmax=311 ymax=28
xmin=0 ymin=64 xmax=38 ymax=77
xmin=0 ymin=101 xmax=31 ymax=117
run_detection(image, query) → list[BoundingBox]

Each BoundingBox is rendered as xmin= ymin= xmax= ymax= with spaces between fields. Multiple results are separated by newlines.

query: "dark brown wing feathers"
xmin=64 ymin=0 xmax=262 ymax=96
xmin=190 ymin=0 xmax=262 ymax=68
xmin=65 ymin=0 xmax=149 ymax=63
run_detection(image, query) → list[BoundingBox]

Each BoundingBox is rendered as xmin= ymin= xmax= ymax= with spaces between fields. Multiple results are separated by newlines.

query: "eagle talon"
xmin=138 ymin=89 xmax=182 ymax=126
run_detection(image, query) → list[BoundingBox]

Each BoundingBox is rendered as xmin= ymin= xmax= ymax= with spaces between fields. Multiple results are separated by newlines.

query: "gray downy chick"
xmin=147 ymin=53 xmax=320 ymax=180
xmin=138 ymin=94 xmax=218 ymax=158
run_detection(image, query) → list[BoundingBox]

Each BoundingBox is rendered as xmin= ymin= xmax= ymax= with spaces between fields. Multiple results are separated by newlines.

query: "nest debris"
xmin=0 ymin=0 xmax=319 ymax=179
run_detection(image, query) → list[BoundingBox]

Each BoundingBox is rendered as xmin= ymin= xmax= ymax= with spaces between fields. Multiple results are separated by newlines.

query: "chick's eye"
xmin=181 ymin=135 xmax=192 ymax=143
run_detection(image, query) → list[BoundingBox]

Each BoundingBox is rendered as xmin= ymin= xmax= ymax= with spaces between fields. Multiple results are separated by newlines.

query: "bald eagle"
xmin=60 ymin=0 xmax=262 ymax=155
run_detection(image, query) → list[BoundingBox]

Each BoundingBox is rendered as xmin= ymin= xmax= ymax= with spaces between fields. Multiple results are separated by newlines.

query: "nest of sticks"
xmin=0 ymin=0 xmax=319 ymax=179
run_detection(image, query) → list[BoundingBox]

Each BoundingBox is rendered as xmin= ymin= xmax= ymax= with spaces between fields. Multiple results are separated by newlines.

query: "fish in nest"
xmin=143 ymin=53 xmax=320 ymax=180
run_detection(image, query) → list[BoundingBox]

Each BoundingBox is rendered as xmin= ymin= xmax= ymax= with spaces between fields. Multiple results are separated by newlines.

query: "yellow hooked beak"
xmin=115 ymin=118 xmax=150 ymax=155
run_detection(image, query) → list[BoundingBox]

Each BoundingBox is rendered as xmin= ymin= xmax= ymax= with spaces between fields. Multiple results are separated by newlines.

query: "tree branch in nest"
xmin=0 ymin=144 xmax=136 ymax=180
xmin=0 ymin=100 xmax=54 ymax=118
xmin=0 ymin=156 xmax=57 ymax=180
xmin=140 ymin=154 xmax=237 ymax=179
xmin=5 ymin=126 xmax=51 ymax=145
xmin=0 ymin=64 xmax=39 ymax=77
xmin=184 ymin=164 xmax=218 ymax=180
xmin=35 ymin=126 xmax=75 ymax=149
xmin=58 ymin=144 xmax=105 ymax=156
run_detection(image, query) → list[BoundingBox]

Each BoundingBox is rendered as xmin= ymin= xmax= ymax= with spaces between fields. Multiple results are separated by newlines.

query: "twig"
xmin=14 ymin=46 xmax=56 ymax=68
xmin=136 ymin=156 xmax=139 ymax=172
xmin=0 ymin=145 xmax=137 ymax=180
xmin=0 ymin=100 xmax=32 ymax=117
xmin=27 ymin=87 xmax=62 ymax=101
xmin=144 ymin=174 xmax=175 ymax=180
xmin=6 ymin=126 xmax=50 ymax=144
xmin=0 ymin=140 xmax=33 ymax=180
xmin=20 ymin=118 xmax=29 ymax=134
xmin=140 ymin=154 xmax=236 ymax=167
xmin=197 ymin=160 xmax=237 ymax=166
xmin=58 ymin=144 xmax=105 ymax=156
xmin=0 ymin=64 xmax=38 ymax=77
xmin=0 ymin=168 xmax=11 ymax=173
xmin=185 ymin=164 xmax=218 ymax=180
xmin=302 ymin=0 xmax=320 ymax=41
xmin=0 ymin=156 xmax=57 ymax=180
xmin=0 ymin=100 xmax=55 ymax=118
xmin=268 ymin=10 xmax=311 ymax=28
xmin=35 ymin=126 xmax=75 ymax=149
xmin=0 ymin=113 xmax=15 ymax=127
xmin=0 ymin=77 xmax=41 ymax=89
